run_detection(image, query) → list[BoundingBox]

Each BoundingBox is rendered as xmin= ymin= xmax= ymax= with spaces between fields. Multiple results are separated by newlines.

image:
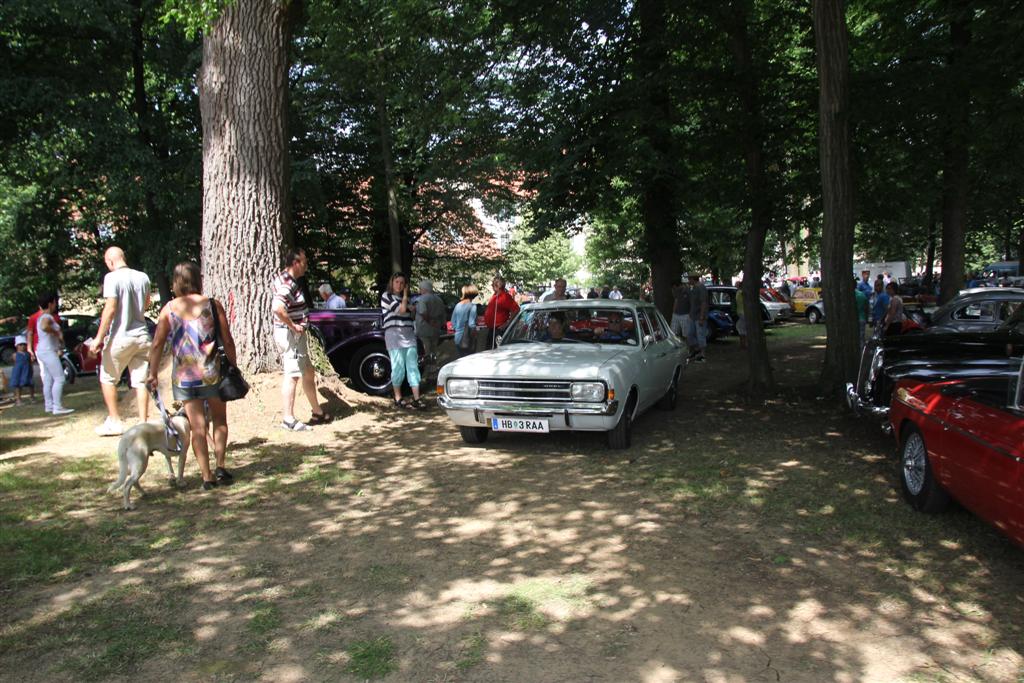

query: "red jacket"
xmin=484 ymin=289 xmax=519 ymax=330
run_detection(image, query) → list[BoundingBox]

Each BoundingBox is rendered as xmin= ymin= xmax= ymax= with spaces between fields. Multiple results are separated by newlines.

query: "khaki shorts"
xmin=100 ymin=335 xmax=151 ymax=387
xmin=274 ymin=327 xmax=311 ymax=378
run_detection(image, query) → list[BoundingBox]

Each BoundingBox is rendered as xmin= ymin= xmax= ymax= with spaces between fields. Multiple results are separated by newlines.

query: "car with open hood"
xmin=436 ymin=300 xmax=687 ymax=448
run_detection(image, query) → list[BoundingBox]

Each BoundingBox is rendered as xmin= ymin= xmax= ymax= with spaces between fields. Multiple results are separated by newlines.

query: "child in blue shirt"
xmin=10 ymin=336 xmax=34 ymax=405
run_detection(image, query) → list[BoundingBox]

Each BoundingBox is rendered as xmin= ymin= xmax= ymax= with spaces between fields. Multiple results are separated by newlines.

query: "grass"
xmin=0 ymin=585 xmax=188 ymax=681
xmin=456 ymin=632 xmax=487 ymax=671
xmin=362 ymin=563 xmax=413 ymax=592
xmin=345 ymin=636 xmax=398 ymax=679
xmin=489 ymin=575 xmax=592 ymax=631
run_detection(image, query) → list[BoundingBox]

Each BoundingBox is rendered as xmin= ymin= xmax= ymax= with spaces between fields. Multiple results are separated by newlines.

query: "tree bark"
xmin=376 ymin=90 xmax=403 ymax=277
xmin=129 ymin=0 xmax=172 ymax=306
xmin=199 ymin=0 xmax=291 ymax=373
xmin=923 ymin=211 xmax=937 ymax=289
xmin=813 ymin=0 xmax=860 ymax=396
xmin=938 ymin=0 xmax=971 ymax=304
xmin=723 ymin=0 xmax=774 ymax=395
xmin=635 ymin=0 xmax=682 ymax=319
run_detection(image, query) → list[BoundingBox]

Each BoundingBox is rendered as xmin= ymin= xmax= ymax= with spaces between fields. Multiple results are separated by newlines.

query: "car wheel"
xmin=606 ymin=392 xmax=635 ymax=449
xmin=0 ymin=345 xmax=14 ymax=365
xmin=348 ymin=344 xmax=392 ymax=395
xmin=62 ymin=356 xmax=76 ymax=385
xmin=657 ymin=371 xmax=678 ymax=411
xmin=459 ymin=426 xmax=489 ymax=444
xmin=807 ymin=308 xmax=821 ymax=325
xmin=899 ymin=426 xmax=950 ymax=513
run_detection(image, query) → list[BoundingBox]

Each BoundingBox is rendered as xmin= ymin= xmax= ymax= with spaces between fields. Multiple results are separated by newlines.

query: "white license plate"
xmin=490 ymin=417 xmax=550 ymax=433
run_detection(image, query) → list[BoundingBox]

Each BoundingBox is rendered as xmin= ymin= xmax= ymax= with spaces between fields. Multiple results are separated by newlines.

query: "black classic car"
xmin=846 ymin=323 xmax=1023 ymax=426
xmin=308 ymin=307 xmax=427 ymax=395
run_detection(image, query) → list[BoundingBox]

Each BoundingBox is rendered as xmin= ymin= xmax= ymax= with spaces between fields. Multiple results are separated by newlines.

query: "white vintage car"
xmin=436 ymin=299 xmax=687 ymax=448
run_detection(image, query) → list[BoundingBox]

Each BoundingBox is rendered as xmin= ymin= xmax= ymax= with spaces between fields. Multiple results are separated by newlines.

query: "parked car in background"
xmin=308 ymin=307 xmax=425 ymax=395
xmin=707 ymin=286 xmax=770 ymax=326
xmin=890 ymin=369 xmax=1024 ymax=548
xmin=789 ymin=287 xmax=822 ymax=315
xmin=760 ymin=293 xmax=793 ymax=323
xmin=924 ymin=287 xmax=1024 ymax=334
xmin=66 ymin=316 xmax=158 ymax=380
xmin=804 ymin=299 xmax=825 ymax=324
xmin=1 ymin=314 xmax=95 ymax=366
xmin=436 ymin=300 xmax=687 ymax=448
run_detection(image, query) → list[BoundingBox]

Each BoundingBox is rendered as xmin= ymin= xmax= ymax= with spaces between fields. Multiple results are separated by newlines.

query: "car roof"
xmin=953 ymin=287 xmax=1024 ymax=298
xmin=523 ymin=299 xmax=647 ymax=310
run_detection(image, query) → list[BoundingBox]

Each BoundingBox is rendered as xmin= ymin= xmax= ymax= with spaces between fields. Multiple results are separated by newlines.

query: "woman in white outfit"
xmin=35 ymin=292 xmax=73 ymax=415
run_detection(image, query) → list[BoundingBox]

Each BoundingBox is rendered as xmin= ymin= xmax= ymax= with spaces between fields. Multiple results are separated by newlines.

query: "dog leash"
xmin=149 ymin=386 xmax=184 ymax=453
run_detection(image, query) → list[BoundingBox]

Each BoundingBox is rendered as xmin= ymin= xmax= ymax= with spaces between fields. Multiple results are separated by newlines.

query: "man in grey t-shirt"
xmin=687 ymin=273 xmax=709 ymax=361
xmin=86 ymin=246 xmax=152 ymax=435
xmin=670 ymin=279 xmax=690 ymax=338
xmin=415 ymin=279 xmax=447 ymax=364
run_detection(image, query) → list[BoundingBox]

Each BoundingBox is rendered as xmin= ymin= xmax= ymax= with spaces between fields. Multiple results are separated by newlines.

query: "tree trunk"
xmin=635 ymin=0 xmax=681 ymax=319
xmin=923 ymin=212 xmax=936 ymax=289
xmin=129 ymin=0 xmax=172 ymax=305
xmin=813 ymin=0 xmax=860 ymax=396
xmin=1017 ymin=223 xmax=1024 ymax=278
xmin=199 ymin=0 xmax=291 ymax=373
xmin=723 ymin=0 xmax=774 ymax=395
xmin=376 ymin=91 xmax=403 ymax=277
xmin=938 ymin=0 xmax=971 ymax=304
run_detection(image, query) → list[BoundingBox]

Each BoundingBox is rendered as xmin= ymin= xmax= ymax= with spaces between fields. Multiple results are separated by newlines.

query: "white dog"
xmin=107 ymin=414 xmax=191 ymax=510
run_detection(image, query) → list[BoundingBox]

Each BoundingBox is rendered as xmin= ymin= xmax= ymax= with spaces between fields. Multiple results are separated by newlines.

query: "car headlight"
xmin=446 ymin=378 xmax=479 ymax=399
xmin=571 ymin=381 xmax=607 ymax=402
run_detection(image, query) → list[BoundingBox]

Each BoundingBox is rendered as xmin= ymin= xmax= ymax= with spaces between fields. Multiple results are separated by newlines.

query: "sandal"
xmin=410 ymin=398 xmax=428 ymax=410
xmin=394 ymin=399 xmax=414 ymax=411
xmin=215 ymin=467 xmax=234 ymax=484
xmin=281 ymin=418 xmax=311 ymax=431
xmin=308 ymin=412 xmax=331 ymax=425
xmin=202 ymin=480 xmax=217 ymax=491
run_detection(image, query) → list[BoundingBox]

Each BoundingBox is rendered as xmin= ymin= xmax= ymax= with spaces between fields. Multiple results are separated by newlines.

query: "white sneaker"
xmin=95 ymin=417 xmax=124 ymax=436
xmin=52 ymin=407 xmax=75 ymax=415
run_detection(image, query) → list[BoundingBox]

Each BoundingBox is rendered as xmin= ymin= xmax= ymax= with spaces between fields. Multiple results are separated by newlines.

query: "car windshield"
xmin=502 ymin=307 xmax=639 ymax=346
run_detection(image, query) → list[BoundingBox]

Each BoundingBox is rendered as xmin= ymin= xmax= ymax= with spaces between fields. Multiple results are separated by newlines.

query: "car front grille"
xmin=477 ymin=379 xmax=574 ymax=402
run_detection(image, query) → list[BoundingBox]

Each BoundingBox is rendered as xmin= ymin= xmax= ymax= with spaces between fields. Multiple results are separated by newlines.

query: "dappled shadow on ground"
xmin=1 ymin=328 xmax=1022 ymax=682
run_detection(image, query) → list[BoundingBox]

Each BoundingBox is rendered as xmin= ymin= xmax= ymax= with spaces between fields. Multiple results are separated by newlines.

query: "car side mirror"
xmin=642 ymin=334 xmax=655 ymax=346
xmin=495 ymin=334 xmax=502 ymax=347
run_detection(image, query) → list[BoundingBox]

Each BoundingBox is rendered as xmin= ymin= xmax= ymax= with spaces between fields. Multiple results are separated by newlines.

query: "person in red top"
xmin=26 ymin=306 xmax=61 ymax=358
xmin=483 ymin=276 xmax=519 ymax=349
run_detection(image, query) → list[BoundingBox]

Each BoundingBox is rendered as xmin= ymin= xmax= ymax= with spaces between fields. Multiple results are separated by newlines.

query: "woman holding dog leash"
xmin=145 ymin=262 xmax=236 ymax=491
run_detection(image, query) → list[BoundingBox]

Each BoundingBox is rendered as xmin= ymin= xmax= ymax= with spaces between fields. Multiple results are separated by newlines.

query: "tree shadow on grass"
xmin=1 ymin=332 xmax=1023 ymax=682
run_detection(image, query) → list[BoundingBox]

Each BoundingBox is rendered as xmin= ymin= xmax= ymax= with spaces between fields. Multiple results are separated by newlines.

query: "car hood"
xmin=440 ymin=343 xmax=629 ymax=379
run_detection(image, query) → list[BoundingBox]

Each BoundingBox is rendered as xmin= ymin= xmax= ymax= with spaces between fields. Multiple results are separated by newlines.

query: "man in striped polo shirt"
xmin=272 ymin=248 xmax=330 ymax=430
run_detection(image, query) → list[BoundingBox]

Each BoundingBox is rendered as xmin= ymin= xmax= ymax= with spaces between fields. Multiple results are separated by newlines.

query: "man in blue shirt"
xmin=871 ymin=279 xmax=890 ymax=328
xmin=856 ymin=270 xmax=873 ymax=297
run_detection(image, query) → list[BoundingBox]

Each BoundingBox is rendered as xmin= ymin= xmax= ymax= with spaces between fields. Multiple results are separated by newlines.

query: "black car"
xmin=846 ymin=319 xmax=1024 ymax=424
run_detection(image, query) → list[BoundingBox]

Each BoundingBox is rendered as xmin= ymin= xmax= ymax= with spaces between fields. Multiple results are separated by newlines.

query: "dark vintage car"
xmin=846 ymin=324 xmax=1024 ymax=425
xmin=890 ymin=370 xmax=1024 ymax=547
xmin=308 ymin=308 xmax=428 ymax=395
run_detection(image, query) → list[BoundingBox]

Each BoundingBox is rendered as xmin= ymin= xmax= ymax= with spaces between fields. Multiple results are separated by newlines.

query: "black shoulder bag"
xmin=209 ymin=298 xmax=250 ymax=402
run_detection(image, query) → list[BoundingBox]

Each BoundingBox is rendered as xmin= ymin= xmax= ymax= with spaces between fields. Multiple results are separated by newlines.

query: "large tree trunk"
xmin=376 ymin=91 xmax=403 ymax=277
xmin=923 ymin=211 xmax=937 ymax=289
xmin=129 ymin=0 xmax=172 ymax=306
xmin=813 ymin=0 xmax=860 ymax=396
xmin=635 ymin=0 xmax=682 ymax=318
xmin=724 ymin=0 xmax=774 ymax=395
xmin=938 ymin=0 xmax=971 ymax=304
xmin=199 ymin=0 xmax=291 ymax=373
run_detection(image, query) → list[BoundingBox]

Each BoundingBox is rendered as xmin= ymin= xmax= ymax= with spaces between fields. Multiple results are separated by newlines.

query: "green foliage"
xmin=345 ymin=636 xmax=398 ymax=679
xmin=503 ymin=225 xmax=582 ymax=289
xmin=159 ymin=0 xmax=231 ymax=39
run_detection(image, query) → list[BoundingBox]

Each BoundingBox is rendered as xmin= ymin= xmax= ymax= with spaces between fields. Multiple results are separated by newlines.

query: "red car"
xmin=890 ymin=373 xmax=1024 ymax=547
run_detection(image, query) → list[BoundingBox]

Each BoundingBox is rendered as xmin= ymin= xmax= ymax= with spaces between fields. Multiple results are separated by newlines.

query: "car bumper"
xmin=845 ymin=383 xmax=888 ymax=417
xmin=436 ymin=395 xmax=621 ymax=431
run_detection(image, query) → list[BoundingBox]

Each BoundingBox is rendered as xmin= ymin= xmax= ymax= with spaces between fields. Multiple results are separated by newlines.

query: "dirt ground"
xmin=1 ymin=326 xmax=1022 ymax=682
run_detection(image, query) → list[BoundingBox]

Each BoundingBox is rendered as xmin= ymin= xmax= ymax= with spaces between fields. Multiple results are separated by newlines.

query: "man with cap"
xmin=415 ymin=279 xmax=447 ymax=364
xmin=318 ymin=283 xmax=347 ymax=310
